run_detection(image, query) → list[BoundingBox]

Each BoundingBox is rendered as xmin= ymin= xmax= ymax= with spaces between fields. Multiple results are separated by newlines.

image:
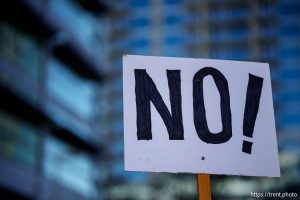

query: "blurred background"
xmin=0 ymin=0 xmax=299 ymax=199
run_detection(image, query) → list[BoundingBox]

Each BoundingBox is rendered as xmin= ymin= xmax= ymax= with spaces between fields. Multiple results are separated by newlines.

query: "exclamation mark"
xmin=242 ymin=74 xmax=264 ymax=154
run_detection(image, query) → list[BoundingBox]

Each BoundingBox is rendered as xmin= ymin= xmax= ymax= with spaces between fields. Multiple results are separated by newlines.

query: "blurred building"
xmin=0 ymin=0 xmax=299 ymax=200
xmin=185 ymin=0 xmax=300 ymax=150
xmin=0 ymin=0 xmax=108 ymax=200
xmin=103 ymin=0 xmax=300 ymax=199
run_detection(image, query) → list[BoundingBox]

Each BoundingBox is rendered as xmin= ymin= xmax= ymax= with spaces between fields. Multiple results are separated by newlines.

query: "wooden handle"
xmin=197 ymin=174 xmax=212 ymax=200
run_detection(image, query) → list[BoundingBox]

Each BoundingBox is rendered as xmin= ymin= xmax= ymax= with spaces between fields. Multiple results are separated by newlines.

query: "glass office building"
xmin=0 ymin=0 xmax=107 ymax=200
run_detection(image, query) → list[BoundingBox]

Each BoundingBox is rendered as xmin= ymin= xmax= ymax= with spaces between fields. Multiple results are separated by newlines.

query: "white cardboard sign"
xmin=123 ymin=55 xmax=280 ymax=177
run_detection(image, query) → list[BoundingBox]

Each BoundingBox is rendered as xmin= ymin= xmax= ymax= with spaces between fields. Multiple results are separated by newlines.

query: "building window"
xmin=164 ymin=15 xmax=182 ymax=25
xmin=44 ymin=135 xmax=98 ymax=198
xmin=130 ymin=18 xmax=150 ymax=27
xmin=130 ymin=39 xmax=149 ymax=48
xmin=0 ymin=112 xmax=38 ymax=169
xmin=47 ymin=58 xmax=97 ymax=121
xmin=0 ymin=22 xmax=41 ymax=79
xmin=130 ymin=0 xmax=149 ymax=8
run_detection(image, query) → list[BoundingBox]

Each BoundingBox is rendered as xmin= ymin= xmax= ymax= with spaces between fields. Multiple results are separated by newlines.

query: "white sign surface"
xmin=123 ymin=55 xmax=280 ymax=177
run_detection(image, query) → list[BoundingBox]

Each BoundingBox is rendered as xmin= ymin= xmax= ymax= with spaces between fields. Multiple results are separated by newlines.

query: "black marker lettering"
xmin=193 ymin=67 xmax=232 ymax=144
xmin=242 ymin=74 xmax=264 ymax=154
xmin=135 ymin=69 xmax=184 ymax=140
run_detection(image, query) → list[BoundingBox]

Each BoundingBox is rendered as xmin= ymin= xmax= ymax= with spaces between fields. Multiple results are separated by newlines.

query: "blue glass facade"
xmin=0 ymin=0 xmax=299 ymax=199
xmin=277 ymin=0 xmax=300 ymax=140
xmin=0 ymin=0 xmax=107 ymax=199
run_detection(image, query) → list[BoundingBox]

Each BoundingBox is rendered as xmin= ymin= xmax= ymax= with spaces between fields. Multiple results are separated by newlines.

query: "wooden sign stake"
xmin=197 ymin=174 xmax=212 ymax=200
